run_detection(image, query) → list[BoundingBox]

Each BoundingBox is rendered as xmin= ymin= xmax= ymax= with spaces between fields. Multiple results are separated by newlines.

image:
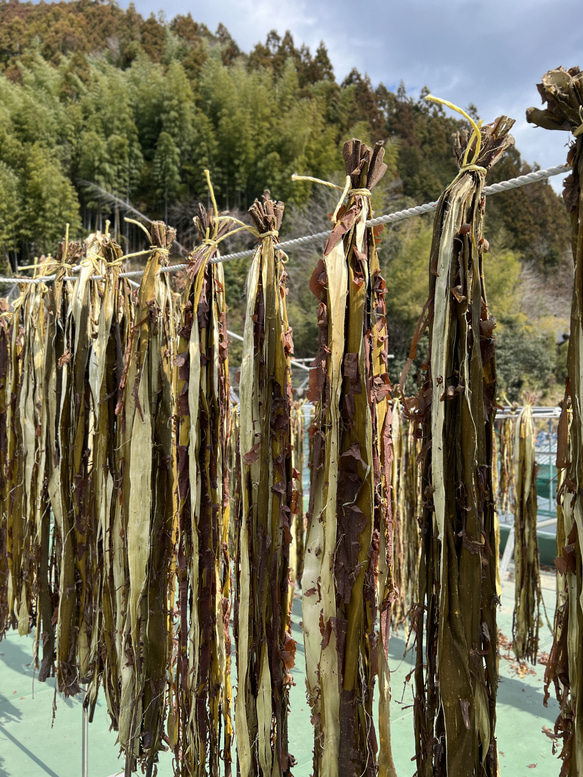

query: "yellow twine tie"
xmin=125 ymin=217 xmax=151 ymax=240
xmin=81 ymin=251 xmax=105 ymax=271
xmin=40 ymin=261 xmax=74 ymax=274
xmin=10 ymin=291 xmax=26 ymax=315
xmin=186 ymin=171 xmax=283 ymax=270
xmin=351 ymin=188 xmax=372 ymax=198
xmin=63 ymin=222 xmax=70 ymax=265
xmin=292 ymin=173 xmax=370 ymax=224
xmin=116 ymin=249 xmax=149 ymax=261
xmin=204 ymin=169 xmax=219 ymax=220
xmin=203 ymin=239 xmax=220 ymax=250
xmin=19 ymin=253 xmax=74 ymax=276
xmin=106 ymin=255 xmax=127 ymax=267
xmin=291 ymin=173 xmax=345 ymax=192
xmin=194 ymin=169 xmax=224 ymax=263
xmin=331 ymin=175 xmax=351 ymax=223
xmin=114 ymin=245 xmax=169 ymax=264
xmin=122 ymin=219 xmax=172 ymax=265
xmin=426 ymin=94 xmax=484 ymax=168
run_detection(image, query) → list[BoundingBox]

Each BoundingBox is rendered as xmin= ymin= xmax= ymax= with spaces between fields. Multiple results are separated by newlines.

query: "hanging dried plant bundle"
xmin=83 ymin=232 xmax=134 ymax=718
xmin=404 ymin=411 xmax=423 ymax=625
xmin=302 ymin=139 xmax=394 ymax=777
xmin=44 ymin=240 xmax=87 ymax=696
xmin=544 ymin=441 xmax=571 ymax=762
xmin=67 ymin=241 xmax=114 ymax=689
xmin=229 ymin=400 xmax=241 ymax=565
xmin=2 ymin=279 xmax=49 ymax=642
xmin=492 ymin=415 xmax=516 ymax=596
xmin=496 ymin=417 xmax=515 ymax=519
xmin=391 ymin=400 xmax=421 ymax=632
xmin=369 ymin=212 xmax=395 ymax=777
xmin=289 ymin=399 xmax=306 ymax=588
xmin=527 ymin=66 xmax=583 ymax=776
xmin=0 ymin=299 xmax=11 ymax=637
xmin=3 ymin=293 xmax=26 ymax=635
xmin=512 ymin=403 xmax=542 ymax=662
xmin=39 ymin=233 xmax=133 ymax=701
xmin=410 ymin=113 xmax=514 ymax=777
xmin=489 ymin=421 xmax=501 ymax=595
xmin=115 ymin=221 xmax=177 ymax=771
xmin=230 ymin=397 xmax=242 ymax=744
xmin=18 ymin=284 xmax=48 ymax=641
xmin=391 ymin=399 xmax=407 ymax=628
xmin=172 ymin=202 xmax=232 ymax=776
xmin=236 ymin=192 xmax=296 ymax=777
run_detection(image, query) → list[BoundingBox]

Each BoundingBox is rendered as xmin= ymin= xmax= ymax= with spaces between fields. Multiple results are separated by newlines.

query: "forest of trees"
xmin=0 ymin=0 xmax=573 ymax=399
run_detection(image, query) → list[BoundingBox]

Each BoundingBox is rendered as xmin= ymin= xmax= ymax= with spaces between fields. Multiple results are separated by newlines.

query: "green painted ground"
xmin=0 ymin=568 xmax=560 ymax=777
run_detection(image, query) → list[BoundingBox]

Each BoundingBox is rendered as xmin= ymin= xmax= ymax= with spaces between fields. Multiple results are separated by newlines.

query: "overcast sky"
xmin=123 ymin=0 xmax=582 ymax=192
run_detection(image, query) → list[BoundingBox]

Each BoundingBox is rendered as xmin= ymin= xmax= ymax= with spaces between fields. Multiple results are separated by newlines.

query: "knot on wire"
xmin=81 ymin=252 xmax=107 ymax=272
xmin=106 ymin=255 xmax=126 ymax=267
xmin=350 ymin=188 xmax=372 ymax=198
xmin=203 ymin=238 xmax=220 ymax=250
xmin=458 ymin=164 xmax=487 ymax=175
xmin=257 ymin=229 xmax=279 ymax=240
xmin=42 ymin=261 xmax=74 ymax=274
xmin=291 ymin=173 xmax=369 ymax=224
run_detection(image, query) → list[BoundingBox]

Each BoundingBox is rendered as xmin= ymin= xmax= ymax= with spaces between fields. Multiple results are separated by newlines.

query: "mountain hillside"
xmin=0 ymin=0 xmax=572 ymax=399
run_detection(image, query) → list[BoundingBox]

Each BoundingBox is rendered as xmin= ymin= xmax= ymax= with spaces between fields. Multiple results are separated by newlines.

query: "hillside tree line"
xmin=0 ymin=0 xmax=572 ymax=398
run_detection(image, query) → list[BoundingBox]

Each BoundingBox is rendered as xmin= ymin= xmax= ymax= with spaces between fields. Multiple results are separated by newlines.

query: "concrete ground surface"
xmin=0 ymin=567 xmax=561 ymax=777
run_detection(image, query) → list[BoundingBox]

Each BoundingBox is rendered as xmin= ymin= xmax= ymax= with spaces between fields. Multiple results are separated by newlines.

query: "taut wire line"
xmin=0 ymin=163 xmax=570 ymax=287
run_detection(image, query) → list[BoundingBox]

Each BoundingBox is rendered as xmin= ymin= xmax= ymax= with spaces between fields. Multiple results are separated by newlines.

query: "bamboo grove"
xmin=0 ymin=95 xmax=581 ymax=777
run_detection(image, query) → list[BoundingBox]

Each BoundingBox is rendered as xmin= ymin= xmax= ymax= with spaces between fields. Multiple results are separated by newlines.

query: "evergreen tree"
xmin=20 ymin=143 xmax=81 ymax=256
xmin=0 ymin=162 xmax=22 ymax=271
xmin=140 ymin=12 xmax=166 ymax=63
xmin=161 ymin=61 xmax=196 ymax=160
xmin=152 ymin=131 xmax=181 ymax=223
xmin=0 ymin=0 xmax=570 ymax=404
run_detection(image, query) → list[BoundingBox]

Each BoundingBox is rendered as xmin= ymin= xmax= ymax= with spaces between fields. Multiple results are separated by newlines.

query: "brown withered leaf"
xmin=280 ymin=632 xmax=296 ymax=672
xmin=341 ymin=442 xmax=367 ymax=468
xmin=451 ymin=285 xmax=467 ymax=303
xmin=323 ymin=202 xmax=359 ymax=256
xmin=243 ymin=440 xmax=262 ymax=465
